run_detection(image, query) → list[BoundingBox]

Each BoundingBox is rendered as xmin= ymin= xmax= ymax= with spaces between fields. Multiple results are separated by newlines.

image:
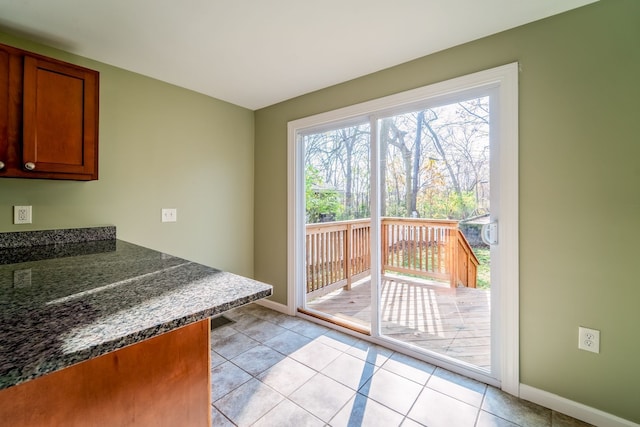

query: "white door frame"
xmin=287 ymin=63 xmax=519 ymax=395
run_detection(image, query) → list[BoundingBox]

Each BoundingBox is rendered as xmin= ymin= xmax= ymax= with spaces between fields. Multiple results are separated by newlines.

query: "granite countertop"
xmin=0 ymin=227 xmax=272 ymax=390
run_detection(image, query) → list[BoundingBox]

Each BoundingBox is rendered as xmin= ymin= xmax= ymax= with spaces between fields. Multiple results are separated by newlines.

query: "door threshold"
xmin=297 ymin=308 xmax=371 ymax=336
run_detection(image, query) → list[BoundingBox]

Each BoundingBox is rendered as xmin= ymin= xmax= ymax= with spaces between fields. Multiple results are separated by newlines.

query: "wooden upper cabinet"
xmin=0 ymin=43 xmax=99 ymax=181
xmin=0 ymin=49 xmax=8 ymax=174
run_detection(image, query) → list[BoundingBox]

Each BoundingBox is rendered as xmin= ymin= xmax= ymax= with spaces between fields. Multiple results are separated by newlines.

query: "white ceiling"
xmin=0 ymin=0 xmax=597 ymax=110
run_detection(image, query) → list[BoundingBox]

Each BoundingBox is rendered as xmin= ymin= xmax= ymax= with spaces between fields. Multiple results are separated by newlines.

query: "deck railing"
xmin=305 ymin=219 xmax=371 ymax=298
xmin=305 ymin=217 xmax=479 ymax=297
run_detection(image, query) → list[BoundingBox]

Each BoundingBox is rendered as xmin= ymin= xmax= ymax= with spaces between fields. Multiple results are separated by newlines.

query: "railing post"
xmin=344 ymin=222 xmax=352 ymax=290
xmin=381 ymin=219 xmax=386 ymax=276
xmin=449 ymin=226 xmax=457 ymax=288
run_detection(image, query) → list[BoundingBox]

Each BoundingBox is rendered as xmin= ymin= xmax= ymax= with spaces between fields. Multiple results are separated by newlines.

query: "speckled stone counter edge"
xmin=0 ymin=226 xmax=116 ymax=249
xmin=4 ymin=288 xmax=272 ymax=389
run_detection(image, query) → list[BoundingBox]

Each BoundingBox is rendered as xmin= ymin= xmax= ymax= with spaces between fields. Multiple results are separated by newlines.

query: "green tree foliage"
xmin=419 ymin=191 xmax=477 ymax=219
xmin=305 ymin=165 xmax=343 ymax=223
xmin=304 ymin=97 xmax=489 ymax=222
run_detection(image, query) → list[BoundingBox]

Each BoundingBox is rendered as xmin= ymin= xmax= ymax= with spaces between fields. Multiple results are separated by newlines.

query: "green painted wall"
xmin=254 ymin=0 xmax=640 ymax=422
xmin=2 ymin=0 xmax=639 ymax=421
xmin=0 ymin=33 xmax=255 ymax=277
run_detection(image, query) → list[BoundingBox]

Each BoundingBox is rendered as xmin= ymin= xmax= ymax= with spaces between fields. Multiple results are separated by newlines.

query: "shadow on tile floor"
xmin=210 ymin=304 xmax=593 ymax=427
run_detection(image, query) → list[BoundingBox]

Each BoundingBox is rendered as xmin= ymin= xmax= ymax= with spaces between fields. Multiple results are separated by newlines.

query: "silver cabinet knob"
xmin=0 ymin=160 xmax=4 ymax=170
xmin=24 ymin=162 xmax=36 ymax=171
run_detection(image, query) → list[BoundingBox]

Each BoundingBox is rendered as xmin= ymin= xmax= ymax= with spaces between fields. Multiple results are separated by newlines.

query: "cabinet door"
xmin=22 ymin=56 xmax=98 ymax=180
xmin=0 ymin=48 xmax=8 ymax=174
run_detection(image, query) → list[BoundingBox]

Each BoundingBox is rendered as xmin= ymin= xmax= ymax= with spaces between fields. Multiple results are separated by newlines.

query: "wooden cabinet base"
xmin=0 ymin=320 xmax=211 ymax=427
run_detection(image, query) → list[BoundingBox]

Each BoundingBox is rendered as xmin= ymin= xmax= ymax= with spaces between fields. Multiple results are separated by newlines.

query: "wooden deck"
xmin=306 ymin=274 xmax=491 ymax=369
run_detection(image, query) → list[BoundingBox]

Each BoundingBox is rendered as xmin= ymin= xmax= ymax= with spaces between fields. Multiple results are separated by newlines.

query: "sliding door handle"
xmin=481 ymin=222 xmax=498 ymax=245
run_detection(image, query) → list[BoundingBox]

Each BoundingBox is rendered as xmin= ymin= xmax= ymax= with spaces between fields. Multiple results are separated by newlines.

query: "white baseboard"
xmin=254 ymin=298 xmax=292 ymax=315
xmin=519 ymin=384 xmax=638 ymax=427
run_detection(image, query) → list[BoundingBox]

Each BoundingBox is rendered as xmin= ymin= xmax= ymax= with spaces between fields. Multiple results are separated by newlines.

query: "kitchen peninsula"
xmin=0 ymin=226 xmax=272 ymax=426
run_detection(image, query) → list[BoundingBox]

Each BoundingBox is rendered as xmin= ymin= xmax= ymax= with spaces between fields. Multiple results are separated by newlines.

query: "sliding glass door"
xmin=289 ymin=64 xmax=518 ymax=388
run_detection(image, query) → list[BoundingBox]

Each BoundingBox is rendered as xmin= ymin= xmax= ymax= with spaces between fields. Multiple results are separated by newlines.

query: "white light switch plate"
xmin=161 ymin=208 xmax=177 ymax=223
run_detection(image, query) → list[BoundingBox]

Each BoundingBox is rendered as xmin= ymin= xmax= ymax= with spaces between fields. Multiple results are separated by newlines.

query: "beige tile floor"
xmin=210 ymin=303 xmax=593 ymax=427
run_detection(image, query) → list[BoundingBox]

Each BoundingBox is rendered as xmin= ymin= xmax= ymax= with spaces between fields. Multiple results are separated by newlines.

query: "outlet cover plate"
xmin=13 ymin=269 xmax=32 ymax=288
xmin=161 ymin=208 xmax=177 ymax=223
xmin=14 ymin=206 xmax=32 ymax=224
xmin=578 ymin=326 xmax=600 ymax=353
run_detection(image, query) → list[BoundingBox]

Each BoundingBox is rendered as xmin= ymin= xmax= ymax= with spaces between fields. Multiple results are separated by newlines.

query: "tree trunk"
xmin=425 ymin=118 xmax=463 ymax=206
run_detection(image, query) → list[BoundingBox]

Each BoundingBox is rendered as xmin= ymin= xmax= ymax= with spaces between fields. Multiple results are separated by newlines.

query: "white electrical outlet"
xmin=14 ymin=206 xmax=32 ymax=224
xmin=13 ymin=269 xmax=32 ymax=288
xmin=161 ymin=208 xmax=177 ymax=223
xmin=578 ymin=326 xmax=600 ymax=353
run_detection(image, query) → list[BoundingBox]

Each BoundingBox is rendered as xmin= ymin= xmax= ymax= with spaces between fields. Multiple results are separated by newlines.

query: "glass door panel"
xmin=302 ymin=123 xmax=372 ymax=332
xmin=377 ymin=96 xmax=493 ymax=371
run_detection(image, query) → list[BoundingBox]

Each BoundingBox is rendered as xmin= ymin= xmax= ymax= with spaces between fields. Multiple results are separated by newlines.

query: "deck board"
xmin=307 ymin=274 xmax=491 ymax=369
